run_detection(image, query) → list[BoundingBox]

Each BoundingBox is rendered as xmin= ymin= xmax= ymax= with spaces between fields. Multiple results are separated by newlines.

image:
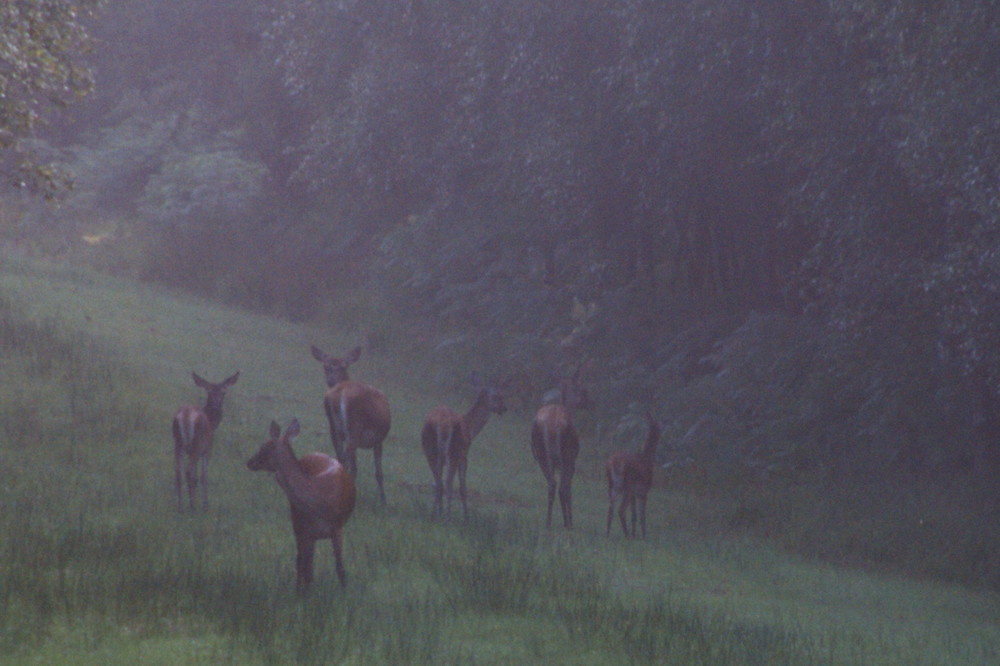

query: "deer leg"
xmin=560 ymin=463 xmax=575 ymax=529
xmin=537 ymin=452 xmax=557 ymax=528
xmin=373 ymin=442 xmax=386 ymax=504
xmin=457 ymin=461 xmax=469 ymax=521
xmin=342 ymin=440 xmax=357 ymax=478
xmin=444 ymin=462 xmax=457 ymax=516
xmin=532 ymin=431 xmax=556 ymax=527
xmin=332 ymin=528 xmax=348 ymax=588
xmin=327 ymin=409 xmax=346 ymax=461
xmin=618 ymin=493 xmax=630 ymax=536
xmin=174 ymin=448 xmax=184 ymax=512
xmin=444 ymin=463 xmax=455 ymax=516
xmin=560 ymin=483 xmax=573 ymax=528
xmin=606 ymin=484 xmax=620 ymax=536
xmin=185 ymin=459 xmax=198 ymax=512
xmin=199 ymin=456 xmax=210 ymax=510
xmin=295 ymin=535 xmax=316 ymax=594
xmin=637 ymin=495 xmax=648 ymax=538
xmin=545 ymin=470 xmax=557 ymax=528
xmin=431 ymin=460 xmax=444 ymax=516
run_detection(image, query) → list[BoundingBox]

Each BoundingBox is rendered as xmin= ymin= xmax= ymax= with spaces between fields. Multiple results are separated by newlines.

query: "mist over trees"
xmin=4 ymin=1 xmax=1000 ymax=495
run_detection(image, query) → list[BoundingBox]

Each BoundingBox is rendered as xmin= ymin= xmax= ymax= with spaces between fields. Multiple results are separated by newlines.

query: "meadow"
xmin=0 ymin=256 xmax=998 ymax=664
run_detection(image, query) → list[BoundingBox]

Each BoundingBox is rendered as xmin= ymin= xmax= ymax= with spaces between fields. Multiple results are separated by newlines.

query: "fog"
xmin=4 ymin=0 xmax=1000 ymax=595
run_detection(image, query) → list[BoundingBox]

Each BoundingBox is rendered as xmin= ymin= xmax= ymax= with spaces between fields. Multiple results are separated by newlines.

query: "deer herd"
xmin=172 ymin=344 xmax=665 ymax=592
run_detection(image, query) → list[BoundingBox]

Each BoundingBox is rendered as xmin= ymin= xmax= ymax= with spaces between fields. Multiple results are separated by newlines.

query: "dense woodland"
xmin=3 ymin=1 xmax=1000 ymax=586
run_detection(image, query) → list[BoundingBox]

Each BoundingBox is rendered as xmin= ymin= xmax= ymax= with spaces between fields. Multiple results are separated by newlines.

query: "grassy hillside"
xmin=1 ymin=256 xmax=998 ymax=665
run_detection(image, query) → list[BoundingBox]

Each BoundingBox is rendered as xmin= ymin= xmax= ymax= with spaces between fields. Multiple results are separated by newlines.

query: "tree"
xmin=0 ymin=0 xmax=102 ymax=198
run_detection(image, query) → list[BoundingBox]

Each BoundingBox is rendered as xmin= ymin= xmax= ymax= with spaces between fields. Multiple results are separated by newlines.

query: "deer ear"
xmin=225 ymin=371 xmax=240 ymax=386
xmin=347 ymin=346 xmax=363 ymax=364
xmin=286 ymin=419 xmax=301 ymax=439
xmin=269 ymin=421 xmax=281 ymax=438
xmin=192 ymin=372 xmax=208 ymax=388
xmin=310 ymin=345 xmax=326 ymax=361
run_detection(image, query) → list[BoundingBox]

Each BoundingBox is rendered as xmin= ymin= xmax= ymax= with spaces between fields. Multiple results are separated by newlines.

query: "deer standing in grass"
xmin=606 ymin=413 xmax=661 ymax=538
xmin=247 ymin=419 xmax=356 ymax=591
xmin=531 ymin=365 xmax=593 ymax=528
xmin=421 ymin=374 xmax=509 ymax=519
xmin=172 ymin=371 xmax=240 ymax=511
xmin=311 ymin=345 xmax=391 ymax=503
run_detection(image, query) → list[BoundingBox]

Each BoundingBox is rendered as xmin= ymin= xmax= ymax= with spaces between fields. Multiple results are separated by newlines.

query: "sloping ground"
xmin=1 ymin=255 xmax=998 ymax=665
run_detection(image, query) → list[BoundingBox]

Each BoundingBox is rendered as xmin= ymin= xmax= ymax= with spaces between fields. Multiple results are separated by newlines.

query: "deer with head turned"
xmin=172 ymin=371 xmax=239 ymax=511
xmin=606 ymin=412 xmax=662 ymax=538
xmin=421 ymin=373 xmax=508 ymax=519
xmin=311 ymin=345 xmax=391 ymax=503
xmin=247 ymin=419 xmax=357 ymax=591
xmin=531 ymin=364 xmax=593 ymax=528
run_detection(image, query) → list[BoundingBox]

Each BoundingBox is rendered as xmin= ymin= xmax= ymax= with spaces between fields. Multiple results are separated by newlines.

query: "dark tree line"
xmin=7 ymin=0 xmax=1000 ymax=484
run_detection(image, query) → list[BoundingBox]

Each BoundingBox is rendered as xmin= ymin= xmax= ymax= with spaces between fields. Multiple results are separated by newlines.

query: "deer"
xmin=310 ymin=345 xmax=392 ymax=503
xmin=247 ymin=419 xmax=357 ymax=591
xmin=172 ymin=371 xmax=240 ymax=511
xmin=421 ymin=373 xmax=509 ymax=519
xmin=530 ymin=364 xmax=593 ymax=528
xmin=606 ymin=412 xmax=662 ymax=538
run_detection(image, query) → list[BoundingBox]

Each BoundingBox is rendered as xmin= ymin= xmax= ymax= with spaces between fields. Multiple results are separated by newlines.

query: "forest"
xmin=3 ymin=0 xmax=1000 ymax=595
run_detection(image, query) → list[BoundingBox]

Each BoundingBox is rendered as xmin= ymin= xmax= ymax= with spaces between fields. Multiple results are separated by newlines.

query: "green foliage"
xmin=65 ymin=113 xmax=179 ymax=213
xmin=0 ymin=0 xmax=102 ymax=198
xmin=655 ymin=309 xmax=984 ymax=482
xmin=14 ymin=0 xmax=1000 ymax=500
xmin=139 ymin=149 xmax=267 ymax=226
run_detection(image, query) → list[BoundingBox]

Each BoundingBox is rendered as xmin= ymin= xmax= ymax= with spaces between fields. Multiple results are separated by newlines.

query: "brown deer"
xmin=247 ymin=419 xmax=357 ymax=591
xmin=421 ymin=373 xmax=508 ymax=519
xmin=311 ymin=345 xmax=391 ymax=502
xmin=530 ymin=365 xmax=593 ymax=528
xmin=172 ymin=371 xmax=240 ymax=511
xmin=606 ymin=413 xmax=661 ymax=538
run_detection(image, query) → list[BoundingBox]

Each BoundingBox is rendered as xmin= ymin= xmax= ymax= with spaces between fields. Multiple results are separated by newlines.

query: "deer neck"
xmin=463 ymin=390 xmax=493 ymax=441
xmin=203 ymin=401 xmax=224 ymax=431
xmin=325 ymin=368 xmax=350 ymax=388
xmin=557 ymin=383 xmax=583 ymax=415
xmin=271 ymin=443 xmax=331 ymax=514
xmin=640 ymin=422 xmax=661 ymax=461
xmin=270 ymin=442 xmax=307 ymax=493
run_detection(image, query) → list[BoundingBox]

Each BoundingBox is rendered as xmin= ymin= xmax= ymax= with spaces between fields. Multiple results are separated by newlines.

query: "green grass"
xmin=1 ymin=255 xmax=998 ymax=664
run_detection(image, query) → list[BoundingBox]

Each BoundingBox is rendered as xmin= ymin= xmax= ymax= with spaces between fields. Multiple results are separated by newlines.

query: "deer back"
xmin=172 ymin=405 xmax=213 ymax=456
xmin=463 ymin=383 xmax=508 ymax=441
xmin=324 ymin=380 xmax=391 ymax=445
xmin=297 ymin=453 xmax=357 ymax=527
xmin=247 ymin=421 xmax=357 ymax=531
xmin=532 ymin=403 xmax=579 ymax=460
xmin=606 ymin=414 xmax=661 ymax=494
xmin=423 ymin=405 xmax=469 ymax=462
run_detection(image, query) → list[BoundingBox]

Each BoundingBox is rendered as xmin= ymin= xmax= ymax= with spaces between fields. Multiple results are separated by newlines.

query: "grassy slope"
xmin=1 ymin=257 xmax=998 ymax=665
